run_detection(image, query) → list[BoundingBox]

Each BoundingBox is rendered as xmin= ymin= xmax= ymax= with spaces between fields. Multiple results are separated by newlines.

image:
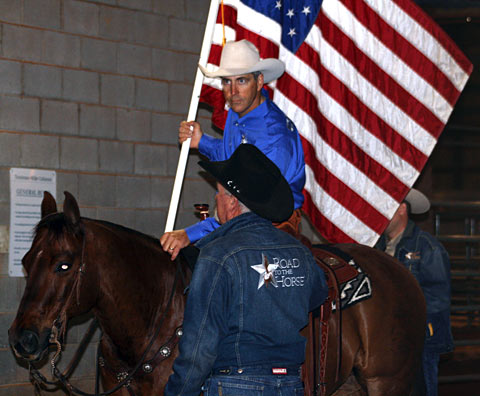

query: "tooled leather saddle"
xmin=302 ymin=244 xmax=360 ymax=396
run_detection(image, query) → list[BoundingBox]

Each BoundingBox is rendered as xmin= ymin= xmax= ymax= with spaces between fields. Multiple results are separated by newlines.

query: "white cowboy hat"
xmin=405 ymin=188 xmax=431 ymax=214
xmin=198 ymin=39 xmax=285 ymax=83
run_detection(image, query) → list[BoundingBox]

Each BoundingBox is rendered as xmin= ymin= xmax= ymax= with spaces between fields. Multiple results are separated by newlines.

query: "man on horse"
xmin=160 ymin=39 xmax=306 ymax=259
xmin=375 ymin=188 xmax=453 ymax=396
xmin=164 ymin=144 xmax=327 ymax=396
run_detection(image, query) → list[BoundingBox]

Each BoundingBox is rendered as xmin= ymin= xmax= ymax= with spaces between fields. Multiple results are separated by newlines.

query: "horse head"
xmin=9 ymin=191 xmax=98 ymax=362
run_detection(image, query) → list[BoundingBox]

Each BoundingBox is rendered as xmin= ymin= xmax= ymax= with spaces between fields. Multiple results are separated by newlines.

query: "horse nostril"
xmin=19 ymin=330 xmax=39 ymax=355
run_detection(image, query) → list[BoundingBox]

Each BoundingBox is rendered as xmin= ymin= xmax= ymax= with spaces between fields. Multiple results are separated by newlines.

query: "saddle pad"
xmin=313 ymin=244 xmax=372 ymax=310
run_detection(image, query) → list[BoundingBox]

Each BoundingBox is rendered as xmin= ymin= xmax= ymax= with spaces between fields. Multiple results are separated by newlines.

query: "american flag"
xmin=199 ymin=0 xmax=473 ymax=246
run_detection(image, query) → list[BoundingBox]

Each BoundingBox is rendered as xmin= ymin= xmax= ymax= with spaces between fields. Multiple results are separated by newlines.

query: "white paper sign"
xmin=9 ymin=168 xmax=56 ymax=277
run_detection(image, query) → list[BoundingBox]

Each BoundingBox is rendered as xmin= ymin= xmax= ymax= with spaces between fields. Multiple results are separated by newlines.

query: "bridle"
xmin=28 ymin=224 xmax=188 ymax=396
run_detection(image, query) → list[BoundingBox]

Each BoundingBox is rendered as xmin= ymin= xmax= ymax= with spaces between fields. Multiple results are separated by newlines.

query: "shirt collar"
xmin=230 ymin=88 xmax=270 ymax=125
xmin=385 ymin=230 xmax=404 ymax=256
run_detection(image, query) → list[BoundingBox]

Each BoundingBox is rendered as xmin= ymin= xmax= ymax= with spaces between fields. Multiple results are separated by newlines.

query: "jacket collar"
xmin=196 ymin=212 xmax=270 ymax=249
xmin=376 ymin=219 xmax=417 ymax=251
xmin=401 ymin=219 xmax=416 ymax=240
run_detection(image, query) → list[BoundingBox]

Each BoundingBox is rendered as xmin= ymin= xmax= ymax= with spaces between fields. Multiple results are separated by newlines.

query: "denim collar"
xmin=376 ymin=219 xmax=417 ymax=251
xmin=401 ymin=219 xmax=417 ymax=240
xmin=196 ymin=212 xmax=270 ymax=249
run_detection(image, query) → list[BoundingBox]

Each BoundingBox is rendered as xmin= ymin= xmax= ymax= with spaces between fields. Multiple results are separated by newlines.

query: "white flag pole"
xmin=164 ymin=0 xmax=221 ymax=233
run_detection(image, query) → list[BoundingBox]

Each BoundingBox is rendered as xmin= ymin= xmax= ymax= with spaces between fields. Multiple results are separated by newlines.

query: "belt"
xmin=211 ymin=366 xmax=301 ymax=376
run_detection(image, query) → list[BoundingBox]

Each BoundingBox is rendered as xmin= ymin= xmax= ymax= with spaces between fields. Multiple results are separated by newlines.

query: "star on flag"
xmin=301 ymin=6 xmax=310 ymax=15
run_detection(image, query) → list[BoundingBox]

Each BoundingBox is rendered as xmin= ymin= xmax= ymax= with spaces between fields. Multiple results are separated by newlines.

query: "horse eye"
xmin=55 ymin=262 xmax=71 ymax=273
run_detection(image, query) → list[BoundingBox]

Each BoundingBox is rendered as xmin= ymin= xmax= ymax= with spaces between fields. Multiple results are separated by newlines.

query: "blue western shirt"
xmin=185 ymin=90 xmax=306 ymax=242
xmin=164 ymin=212 xmax=327 ymax=396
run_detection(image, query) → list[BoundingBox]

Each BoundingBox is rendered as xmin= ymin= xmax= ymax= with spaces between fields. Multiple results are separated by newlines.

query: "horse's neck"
xmin=86 ymin=221 xmax=185 ymax=363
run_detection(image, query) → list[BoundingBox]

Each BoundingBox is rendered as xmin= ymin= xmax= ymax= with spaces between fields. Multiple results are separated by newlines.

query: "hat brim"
xmin=405 ymin=189 xmax=430 ymax=214
xmin=199 ymin=147 xmax=293 ymax=222
xmin=199 ymin=58 xmax=285 ymax=83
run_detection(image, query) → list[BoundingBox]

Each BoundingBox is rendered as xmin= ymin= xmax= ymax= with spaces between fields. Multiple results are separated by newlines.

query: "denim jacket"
xmin=376 ymin=220 xmax=453 ymax=353
xmin=164 ymin=213 xmax=328 ymax=396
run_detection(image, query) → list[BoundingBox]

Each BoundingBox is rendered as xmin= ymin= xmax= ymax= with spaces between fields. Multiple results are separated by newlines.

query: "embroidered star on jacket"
xmin=251 ymin=253 xmax=279 ymax=289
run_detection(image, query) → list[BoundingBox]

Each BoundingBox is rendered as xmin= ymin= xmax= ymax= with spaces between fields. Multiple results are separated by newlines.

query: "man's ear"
xmin=229 ymin=194 xmax=239 ymax=208
xmin=257 ymin=73 xmax=264 ymax=91
xmin=227 ymin=195 xmax=242 ymax=218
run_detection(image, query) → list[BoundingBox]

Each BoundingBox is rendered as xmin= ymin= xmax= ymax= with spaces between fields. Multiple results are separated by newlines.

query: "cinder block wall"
xmin=0 ymin=1 xmax=320 ymax=394
xmin=0 ymin=0 xmax=219 ymax=394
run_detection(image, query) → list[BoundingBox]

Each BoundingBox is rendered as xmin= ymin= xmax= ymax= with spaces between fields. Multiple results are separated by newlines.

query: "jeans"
xmin=422 ymin=350 xmax=440 ymax=396
xmin=202 ymin=372 xmax=304 ymax=396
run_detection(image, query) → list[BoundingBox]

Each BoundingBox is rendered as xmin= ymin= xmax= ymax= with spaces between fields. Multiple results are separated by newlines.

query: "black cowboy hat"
xmin=198 ymin=144 xmax=293 ymax=222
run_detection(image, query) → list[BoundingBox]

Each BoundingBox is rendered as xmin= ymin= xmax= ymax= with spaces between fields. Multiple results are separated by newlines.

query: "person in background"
xmin=161 ymin=39 xmax=305 ymax=259
xmin=163 ymin=144 xmax=327 ymax=396
xmin=375 ymin=188 xmax=454 ymax=396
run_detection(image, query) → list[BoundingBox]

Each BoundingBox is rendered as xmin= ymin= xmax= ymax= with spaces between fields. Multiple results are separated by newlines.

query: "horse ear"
xmin=63 ymin=191 xmax=81 ymax=225
xmin=41 ymin=191 xmax=58 ymax=218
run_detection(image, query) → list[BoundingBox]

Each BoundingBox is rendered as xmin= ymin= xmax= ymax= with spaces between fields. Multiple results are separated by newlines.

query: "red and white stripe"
xmin=199 ymin=0 xmax=472 ymax=246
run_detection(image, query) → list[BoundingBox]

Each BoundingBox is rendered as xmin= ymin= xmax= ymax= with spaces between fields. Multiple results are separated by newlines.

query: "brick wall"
xmin=0 ymin=1 xmax=320 ymax=394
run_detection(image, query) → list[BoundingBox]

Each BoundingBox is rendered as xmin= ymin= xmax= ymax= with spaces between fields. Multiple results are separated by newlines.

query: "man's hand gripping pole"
xmin=164 ymin=0 xmax=220 ymax=233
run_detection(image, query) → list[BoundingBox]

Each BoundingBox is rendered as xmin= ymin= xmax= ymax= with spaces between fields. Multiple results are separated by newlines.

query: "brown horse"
xmin=9 ymin=192 xmax=426 ymax=396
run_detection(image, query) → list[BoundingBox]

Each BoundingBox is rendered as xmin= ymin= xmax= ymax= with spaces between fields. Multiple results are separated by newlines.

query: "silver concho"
xmin=286 ymin=118 xmax=295 ymax=132
xmin=176 ymin=328 xmax=183 ymax=337
xmin=143 ymin=363 xmax=153 ymax=373
xmin=324 ymin=257 xmax=339 ymax=266
xmin=160 ymin=346 xmax=171 ymax=357
xmin=117 ymin=371 xmax=129 ymax=383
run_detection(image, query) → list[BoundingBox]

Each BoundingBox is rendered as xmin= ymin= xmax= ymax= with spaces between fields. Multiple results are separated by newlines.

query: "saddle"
xmin=302 ymin=245 xmax=359 ymax=396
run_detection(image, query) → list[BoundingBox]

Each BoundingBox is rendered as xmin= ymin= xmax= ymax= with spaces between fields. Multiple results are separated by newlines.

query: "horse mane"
xmin=35 ymin=213 xmax=161 ymax=248
xmin=92 ymin=219 xmax=161 ymax=247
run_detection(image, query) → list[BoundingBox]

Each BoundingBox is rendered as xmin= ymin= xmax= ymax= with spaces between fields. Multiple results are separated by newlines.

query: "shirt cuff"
xmin=185 ymin=218 xmax=220 ymax=243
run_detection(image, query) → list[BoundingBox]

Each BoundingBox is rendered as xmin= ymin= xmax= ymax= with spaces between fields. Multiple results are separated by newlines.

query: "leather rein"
xmin=304 ymin=246 xmax=360 ymax=396
xmin=313 ymin=256 xmax=342 ymax=396
xmin=28 ymin=228 xmax=187 ymax=396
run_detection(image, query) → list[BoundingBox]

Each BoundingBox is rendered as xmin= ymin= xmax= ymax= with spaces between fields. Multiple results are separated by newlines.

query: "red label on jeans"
xmin=272 ymin=368 xmax=287 ymax=375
